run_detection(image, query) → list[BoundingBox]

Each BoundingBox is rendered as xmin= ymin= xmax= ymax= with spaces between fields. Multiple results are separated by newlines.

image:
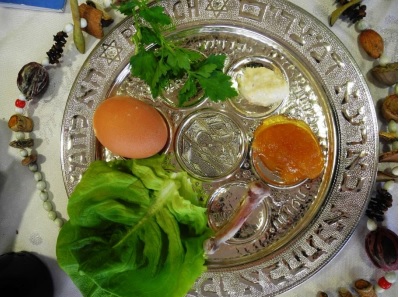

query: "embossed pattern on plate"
xmin=61 ymin=1 xmax=378 ymax=296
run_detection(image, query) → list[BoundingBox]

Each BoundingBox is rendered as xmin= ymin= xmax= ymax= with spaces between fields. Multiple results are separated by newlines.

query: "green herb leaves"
xmin=56 ymin=156 xmax=212 ymax=297
xmin=115 ymin=0 xmax=237 ymax=106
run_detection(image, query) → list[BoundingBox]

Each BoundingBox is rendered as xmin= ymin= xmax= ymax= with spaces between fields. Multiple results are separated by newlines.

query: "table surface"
xmin=0 ymin=1 xmax=397 ymax=296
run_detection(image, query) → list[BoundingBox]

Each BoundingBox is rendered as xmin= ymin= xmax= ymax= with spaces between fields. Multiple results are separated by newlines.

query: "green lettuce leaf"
xmin=56 ymin=155 xmax=212 ymax=297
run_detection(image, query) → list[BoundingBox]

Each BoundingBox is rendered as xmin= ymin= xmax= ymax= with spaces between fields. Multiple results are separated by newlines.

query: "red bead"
xmin=15 ymin=99 xmax=26 ymax=108
xmin=378 ymin=276 xmax=392 ymax=290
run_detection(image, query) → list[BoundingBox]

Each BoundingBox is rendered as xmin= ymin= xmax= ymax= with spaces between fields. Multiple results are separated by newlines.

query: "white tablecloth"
xmin=0 ymin=1 xmax=397 ymax=296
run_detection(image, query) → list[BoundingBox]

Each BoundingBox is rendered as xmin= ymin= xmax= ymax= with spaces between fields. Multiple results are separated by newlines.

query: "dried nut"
xmin=379 ymin=131 xmax=398 ymax=142
xmin=365 ymin=227 xmax=398 ymax=271
xmin=377 ymin=170 xmax=398 ymax=182
xmin=317 ymin=292 xmax=329 ymax=297
xmin=382 ymin=94 xmax=398 ymax=122
xmin=359 ymin=29 xmax=384 ymax=59
xmin=379 ymin=150 xmax=398 ymax=162
xmin=8 ymin=114 xmax=33 ymax=132
xmin=21 ymin=154 xmax=37 ymax=166
xmin=86 ymin=0 xmax=114 ymax=27
xmin=9 ymin=139 xmax=34 ymax=149
xmin=371 ymin=62 xmax=398 ymax=86
xmin=79 ymin=3 xmax=113 ymax=38
xmin=354 ymin=279 xmax=377 ymax=297
xmin=17 ymin=62 xmax=49 ymax=99
xmin=338 ymin=287 xmax=353 ymax=297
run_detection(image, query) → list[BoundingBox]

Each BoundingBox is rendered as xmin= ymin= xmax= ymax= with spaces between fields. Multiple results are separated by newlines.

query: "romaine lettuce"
xmin=56 ymin=155 xmax=212 ymax=297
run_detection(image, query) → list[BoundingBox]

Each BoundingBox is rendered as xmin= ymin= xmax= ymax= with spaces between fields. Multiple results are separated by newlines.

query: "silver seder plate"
xmin=61 ymin=0 xmax=378 ymax=296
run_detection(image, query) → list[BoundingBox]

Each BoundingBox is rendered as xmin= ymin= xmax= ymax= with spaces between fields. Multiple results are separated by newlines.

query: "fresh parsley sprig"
xmin=114 ymin=0 xmax=238 ymax=106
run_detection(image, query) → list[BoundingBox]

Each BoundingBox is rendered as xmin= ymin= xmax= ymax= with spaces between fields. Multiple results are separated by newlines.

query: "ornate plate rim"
xmin=60 ymin=1 xmax=378 ymax=296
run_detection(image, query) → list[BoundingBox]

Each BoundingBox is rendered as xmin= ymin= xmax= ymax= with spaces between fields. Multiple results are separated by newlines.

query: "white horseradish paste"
xmin=237 ymin=67 xmax=289 ymax=107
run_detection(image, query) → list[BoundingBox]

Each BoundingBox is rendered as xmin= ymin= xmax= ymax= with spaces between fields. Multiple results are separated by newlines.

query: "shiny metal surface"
xmin=61 ymin=0 xmax=378 ymax=296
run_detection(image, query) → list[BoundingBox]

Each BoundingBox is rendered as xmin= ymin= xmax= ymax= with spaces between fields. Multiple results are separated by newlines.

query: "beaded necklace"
xmin=7 ymin=25 xmax=73 ymax=229
xmin=324 ymin=1 xmax=399 ymax=295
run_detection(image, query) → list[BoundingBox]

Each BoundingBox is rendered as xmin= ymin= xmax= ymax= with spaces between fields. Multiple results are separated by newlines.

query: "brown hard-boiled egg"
xmin=93 ymin=95 xmax=169 ymax=159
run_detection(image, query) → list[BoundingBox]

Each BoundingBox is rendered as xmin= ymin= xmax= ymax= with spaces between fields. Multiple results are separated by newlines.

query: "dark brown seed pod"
xmin=9 ymin=139 xmax=34 ymax=149
xmin=365 ymin=227 xmax=398 ymax=271
xmin=8 ymin=114 xmax=33 ymax=132
xmin=21 ymin=155 xmax=37 ymax=166
xmin=365 ymin=188 xmax=393 ymax=221
xmin=379 ymin=150 xmax=398 ymax=163
xmin=17 ymin=62 xmax=49 ymax=99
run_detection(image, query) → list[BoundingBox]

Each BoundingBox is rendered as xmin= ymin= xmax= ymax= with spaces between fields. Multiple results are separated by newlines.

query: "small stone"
xmin=379 ymin=54 xmax=390 ymax=66
xmin=64 ymin=23 xmax=73 ymax=33
xmin=15 ymin=132 xmax=25 ymax=140
xmin=356 ymin=19 xmax=369 ymax=31
xmin=36 ymin=180 xmax=46 ymax=191
xmin=29 ymin=163 xmax=38 ymax=172
xmin=367 ymin=218 xmax=378 ymax=231
xmin=34 ymin=172 xmax=42 ymax=181
xmin=55 ymin=218 xmax=64 ymax=227
xmin=392 ymin=166 xmax=398 ymax=176
xmin=385 ymin=271 xmax=397 ymax=283
xmin=43 ymin=201 xmax=53 ymax=211
xmin=383 ymin=180 xmax=395 ymax=191
xmin=48 ymin=211 xmax=57 ymax=220
xmin=39 ymin=191 xmax=48 ymax=201
xmin=19 ymin=149 xmax=28 ymax=157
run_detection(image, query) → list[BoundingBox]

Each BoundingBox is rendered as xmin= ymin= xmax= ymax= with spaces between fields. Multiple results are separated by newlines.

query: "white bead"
xmin=64 ymin=23 xmax=73 ymax=33
xmin=356 ymin=20 xmax=369 ymax=31
xmin=29 ymin=164 xmax=38 ymax=172
xmin=34 ymin=172 xmax=42 ymax=181
xmin=103 ymin=0 xmax=112 ymax=8
xmin=379 ymin=53 xmax=390 ymax=66
xmin=36 ymin=180 xmax=46 ymax=191
xmin=80 ymin=18 xmax=87 ymax=28
xmin=18 ymin=93 xmax=26 ymax=101
xmin=385 ymin=271 xmax=397 ymax=283
xmin=388 ymin=120 xmax=398 ymax=133
xmin=392 ymin=166 xmax=398 ymax=176
xmin=43 ymin=201 xmax=53 ymax=211
xmin=15 ymin=132 xmax=25 ymax=140
xmin=55 ymin=218 xmax=64 ymax=227
xmin=39 ymin=191 xmax=48 ymax=201
xmin=15 ymin=107 xmax=24 ymax=114
xmin=374 ymin=284 xmax=385 ymax=293
xmin=19 ymin=149 xmax=28 ymax=157
xmin=48 ymin=211 xmax=57 ymax=220
xmin=41 ymin=57 xmax=50 ymax=66
xmin=383 ymin=180 xmax=395 ymax=191
xmin=392 ymin=141 xmax=398 ymax=151
xmin=367 ymin=218 xmax=378 ymax=231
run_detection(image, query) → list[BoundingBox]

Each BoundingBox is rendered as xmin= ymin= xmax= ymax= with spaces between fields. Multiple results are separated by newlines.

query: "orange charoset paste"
xmin=252 ymin=115 xmax=324 ymax=184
